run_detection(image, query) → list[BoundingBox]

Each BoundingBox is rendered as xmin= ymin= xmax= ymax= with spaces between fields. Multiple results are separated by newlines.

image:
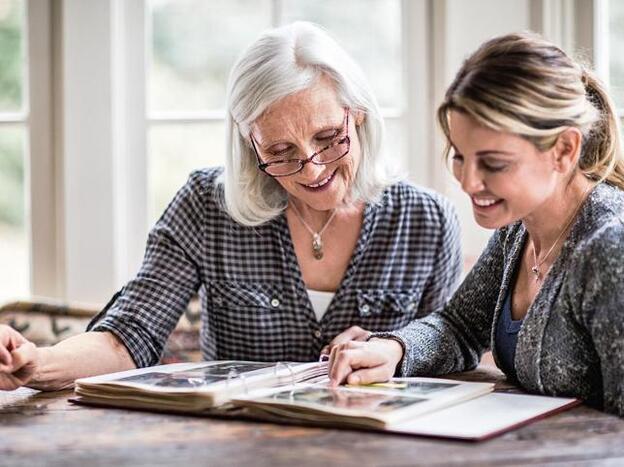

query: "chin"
xmin=473 ymin=214 xmax=509 ymax=230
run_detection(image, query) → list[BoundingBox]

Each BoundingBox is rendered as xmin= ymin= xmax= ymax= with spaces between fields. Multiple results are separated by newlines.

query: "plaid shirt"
xmin=89 ymin=168 xmax=462 ymax=367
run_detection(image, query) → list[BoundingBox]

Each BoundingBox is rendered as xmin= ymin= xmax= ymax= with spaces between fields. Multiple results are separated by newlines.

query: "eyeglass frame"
xmin=249 ymin=108 xmax=351 ymax=178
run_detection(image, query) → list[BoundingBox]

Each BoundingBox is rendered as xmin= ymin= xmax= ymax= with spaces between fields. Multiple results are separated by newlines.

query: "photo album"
xmin=72 ymin=360 xmax=579 ymax=441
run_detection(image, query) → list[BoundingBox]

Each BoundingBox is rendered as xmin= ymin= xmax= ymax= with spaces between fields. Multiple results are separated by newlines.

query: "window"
xmin=146 ymin=0 xmax=404 ymax=223
xmin=0 ymin=0 xmax=28 ymax=302
xmin=607 ymin=0 xmax=624 ymax=116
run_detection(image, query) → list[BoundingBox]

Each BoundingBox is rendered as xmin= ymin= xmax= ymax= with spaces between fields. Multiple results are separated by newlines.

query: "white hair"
xmin=218 ymin=21 xmax=394 ymax=226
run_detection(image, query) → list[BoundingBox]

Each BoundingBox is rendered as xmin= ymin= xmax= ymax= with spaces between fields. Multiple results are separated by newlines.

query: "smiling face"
xmin=448 ymin=110 xmax=563 ymax=229
xmin=250 ymin=75 xmax=363 ymax=212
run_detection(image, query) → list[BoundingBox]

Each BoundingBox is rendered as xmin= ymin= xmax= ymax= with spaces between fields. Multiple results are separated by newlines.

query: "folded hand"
xmin=0 ymin=324 xmax=38 ymax=390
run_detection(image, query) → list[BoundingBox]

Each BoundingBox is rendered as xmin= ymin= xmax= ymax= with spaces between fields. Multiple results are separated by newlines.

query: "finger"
xmin=327 ymin=326 xmax=366 ymax=349
xmin=346 ymin=365 xmax=393 ymax=386
xmin=328 ymin=343 xmax=341 ymax=380
xmin=0 ymin=345 xmax=12 ymax=370
xmin=0 ymin=325 xmax=28 ymax=351
xmin=325 ymin=327 xmax=370 ymax=358
xmin=0 ymin=373 xmax=24 ymax=391
xmin=329 ymin=346 xmax=369 ymax=387
xmin=9 ymin=342 xmax=37 ymax=373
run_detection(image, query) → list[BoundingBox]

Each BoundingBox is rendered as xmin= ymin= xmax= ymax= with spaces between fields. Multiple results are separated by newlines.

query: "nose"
xmin=458 ymin=161 xmax=485 ymax=195
xmin=299 ymin=158 xmax=325 ymax=180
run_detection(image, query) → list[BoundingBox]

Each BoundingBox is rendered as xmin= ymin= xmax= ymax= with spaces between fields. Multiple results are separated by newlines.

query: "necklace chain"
xmin=530 ymin=184 xmax=592 ymax=282
xmin=289 ymin=202 xmax=337 ymax=260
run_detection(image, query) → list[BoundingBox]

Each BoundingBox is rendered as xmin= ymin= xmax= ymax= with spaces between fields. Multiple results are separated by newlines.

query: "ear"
xmin=354 ymin=110 xmax=366 ymax=127
xmin=551 ymin=127 xmax=582 ymax=173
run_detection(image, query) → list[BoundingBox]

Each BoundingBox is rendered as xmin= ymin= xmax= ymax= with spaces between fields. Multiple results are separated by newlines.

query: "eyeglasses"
xmin=250 ymin=108 xmax=351 ymax=177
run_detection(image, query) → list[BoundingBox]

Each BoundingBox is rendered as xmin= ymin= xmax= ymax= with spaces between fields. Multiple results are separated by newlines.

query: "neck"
xmin=522 ymin=174 xmax=594 ymax=255
xmin=289 ymin=199 xmax=336 ymax=230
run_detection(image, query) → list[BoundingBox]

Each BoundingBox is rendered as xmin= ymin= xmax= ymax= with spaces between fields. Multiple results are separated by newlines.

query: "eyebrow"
xmin=451 ymin=144 xmax=515 ymax=157
xmin=475 ymin=150 xmax=515 ymax=157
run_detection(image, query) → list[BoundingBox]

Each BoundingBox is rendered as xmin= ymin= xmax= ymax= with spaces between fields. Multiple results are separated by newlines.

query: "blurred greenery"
xmin=149 ymin=0 xmax=271 ymax=111
xmin=148 ymin=122 xmax=225 ymax=222
xmin=0 ymin=0 xmax=24 ymax=112
xmin=0 ymin=0 xmax=25 ymax=228
xmin=0 ymin=127 xmax=24 ymax=226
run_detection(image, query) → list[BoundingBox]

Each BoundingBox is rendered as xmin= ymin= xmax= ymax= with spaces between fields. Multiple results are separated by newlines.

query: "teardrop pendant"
xmin=312 ymin=233 xmax=323 ymax=260
xmin=531 ymin=265 xmax=540 ymax=282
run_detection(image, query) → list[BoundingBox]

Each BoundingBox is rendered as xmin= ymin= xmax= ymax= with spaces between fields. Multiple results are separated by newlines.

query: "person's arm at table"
xmin=328 ymin=228 xmax=507 ymax=385
xmin=0 ymin=327 xmax=134 ymax=391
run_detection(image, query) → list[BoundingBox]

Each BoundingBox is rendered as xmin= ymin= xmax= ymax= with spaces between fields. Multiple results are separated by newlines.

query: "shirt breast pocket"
xmin=208 ymin=280 xmax=291 ymax=360
xmin=354 ymin=289 xmax=423 ymax=332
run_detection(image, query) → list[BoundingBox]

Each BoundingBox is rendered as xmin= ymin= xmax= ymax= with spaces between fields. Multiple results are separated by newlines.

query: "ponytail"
xmin=579 ymin=68 xmax=624 ymax=189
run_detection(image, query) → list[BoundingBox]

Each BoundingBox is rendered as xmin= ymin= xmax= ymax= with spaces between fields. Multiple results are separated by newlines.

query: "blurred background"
xmin=0 ymin=0 xmax=623 ymax=305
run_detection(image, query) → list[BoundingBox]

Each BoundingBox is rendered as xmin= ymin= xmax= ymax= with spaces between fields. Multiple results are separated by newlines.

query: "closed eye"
xmin=315 ymin=128 xmax=340 ymax=142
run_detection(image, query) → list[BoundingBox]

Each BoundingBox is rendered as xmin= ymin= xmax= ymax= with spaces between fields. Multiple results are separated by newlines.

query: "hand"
xmin=327 ymin=337 xmax=404 ymax=387
xmin=320 ymin=325 xmax=372 ymax=357
xmin=0 ymin=324 xmax=39 ymax=390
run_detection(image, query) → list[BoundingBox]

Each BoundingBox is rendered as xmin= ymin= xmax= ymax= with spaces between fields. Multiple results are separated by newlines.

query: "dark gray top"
xmin=89 ymin=168 xmax=462 ymax=367
xmin=494 ymin=283 xmax=523 ymax=381
xmin=377 ymin=182 xmax=624 ymax=416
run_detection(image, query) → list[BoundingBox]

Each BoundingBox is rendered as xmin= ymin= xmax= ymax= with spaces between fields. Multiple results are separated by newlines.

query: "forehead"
xmin=253 ymin=76 xmax=343 ymax=137
xmin=448 ymin=110 xmax=529 ymax=154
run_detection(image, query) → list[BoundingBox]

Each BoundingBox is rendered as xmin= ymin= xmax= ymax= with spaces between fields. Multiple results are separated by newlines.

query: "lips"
xmin=300 ymin=169 xmax=337 ymax=192
xmin=306 ymin=173 xmax=333 ymax=188
xmin=472 ymin=196 xmax=503 ymax=209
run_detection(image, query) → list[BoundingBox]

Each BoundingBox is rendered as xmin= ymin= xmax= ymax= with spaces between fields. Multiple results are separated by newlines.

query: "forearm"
xmin=28 ymin=331 xmax=136 ymax=391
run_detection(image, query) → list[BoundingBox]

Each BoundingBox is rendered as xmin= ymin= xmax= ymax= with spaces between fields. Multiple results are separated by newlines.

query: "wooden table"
xmin=1 ymin=365 xmax=623 ymax=466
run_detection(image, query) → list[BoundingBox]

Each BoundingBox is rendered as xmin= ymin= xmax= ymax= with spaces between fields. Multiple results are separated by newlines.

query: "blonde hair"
xmin=437 ymin=32 xmax=624 ymax=189
xmin=220 ymin=22 xmax=392 ymax=226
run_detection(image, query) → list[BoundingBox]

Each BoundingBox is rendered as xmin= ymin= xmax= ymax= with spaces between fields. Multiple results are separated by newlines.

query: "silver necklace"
xmin=530 ymin=184 xmax=592 ymax=282
xmin=289 ymin=202 xmax=337 ymax=260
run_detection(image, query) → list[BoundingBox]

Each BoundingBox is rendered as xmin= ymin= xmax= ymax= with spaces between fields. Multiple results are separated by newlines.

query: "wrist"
xmin=370 ymin=336 xmax=405 ymax=368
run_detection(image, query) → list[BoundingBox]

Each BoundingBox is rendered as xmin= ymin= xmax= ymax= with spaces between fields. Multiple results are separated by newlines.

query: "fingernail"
xmin=350 ymin=375 xmax=360 ymax=385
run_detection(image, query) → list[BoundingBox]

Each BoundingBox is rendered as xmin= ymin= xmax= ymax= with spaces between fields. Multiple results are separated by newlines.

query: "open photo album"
xmin=73 ymin=360 xmax=579 ymax=441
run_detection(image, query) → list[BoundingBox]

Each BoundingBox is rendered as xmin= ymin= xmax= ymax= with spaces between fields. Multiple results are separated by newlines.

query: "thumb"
xmin=346 ymin=365 xmax=393 ymax=386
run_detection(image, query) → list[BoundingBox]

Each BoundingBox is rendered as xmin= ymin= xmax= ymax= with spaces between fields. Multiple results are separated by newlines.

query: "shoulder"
xmin=570 ymin=183 xmax=624 ymax=268
xmin=378 ymin=181 xmax=459 ymax=230
xmin=572 ymin=216 xmax=624 ymax=272
xmin=158 ymin=167 xmax=227 ymax=226
xmin=185 ymin=167 xmax=224 ymax=199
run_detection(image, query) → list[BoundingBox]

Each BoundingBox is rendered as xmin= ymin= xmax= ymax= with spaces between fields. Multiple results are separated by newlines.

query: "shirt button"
xmin=214 ymin=297 xmax=223 ymax=305
xmin=314 ymin=330 xmax=322 ymax=338
xmin=407 ymin=302 xmax=415 ymax=312
xmin=270 ymin=298 xmax=280 ymax=308
xmin=361 ymin=304 xmax=370 ymax=314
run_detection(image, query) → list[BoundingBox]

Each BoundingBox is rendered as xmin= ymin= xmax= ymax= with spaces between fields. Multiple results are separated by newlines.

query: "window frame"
xmin=0 ymin=0 xmax=57 ymax=300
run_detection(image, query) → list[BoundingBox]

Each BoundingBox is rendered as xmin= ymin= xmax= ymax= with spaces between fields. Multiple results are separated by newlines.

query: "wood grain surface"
xmin=1 ymin=365 xmax=623 ymax=466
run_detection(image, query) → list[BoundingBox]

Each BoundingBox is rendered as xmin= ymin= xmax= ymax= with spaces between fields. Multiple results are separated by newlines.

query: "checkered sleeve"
xmin=416 ymin=194 xmax=462 ymax=315
xmin=88 ymin=171 xmax=207 ymax=367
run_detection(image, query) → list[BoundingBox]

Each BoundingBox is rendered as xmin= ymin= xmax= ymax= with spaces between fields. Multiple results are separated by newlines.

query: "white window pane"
xmin=0 ymin=0 xmax=25 ymax=113
xmin=610 ymin=0 xmax=624 ymax=111
xmin=281 ymin=0 xmax=403 ymax=109
xmin=148 ymin=122 xmax=225 ymax=223
xmin=0 ymin=125 xmax=29 ymax=301
xmin=384 ymin=117 xmax=406 ymax=174
xmin=148 ymin=0 xmax=272 ymax=113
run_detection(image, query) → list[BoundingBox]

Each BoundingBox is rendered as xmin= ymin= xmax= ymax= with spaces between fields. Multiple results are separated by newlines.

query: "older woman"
xmin=327 ymin=32 xmax=624 ymax=417
xmin=0 ymin=22 xmax=460 ymax=391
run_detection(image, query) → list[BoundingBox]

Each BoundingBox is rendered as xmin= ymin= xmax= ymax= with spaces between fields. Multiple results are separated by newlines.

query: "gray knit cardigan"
xmin=378 ymin=182 xmax=624 ymax=416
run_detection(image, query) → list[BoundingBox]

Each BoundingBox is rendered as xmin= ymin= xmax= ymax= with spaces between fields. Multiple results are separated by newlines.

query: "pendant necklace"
xmin=530 ymin=184 xmax=592 ymax=282
xmin=289 ymin=202 xmax=337 ymax=260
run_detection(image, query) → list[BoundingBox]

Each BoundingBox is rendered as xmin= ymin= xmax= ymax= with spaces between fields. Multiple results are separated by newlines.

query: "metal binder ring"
xmin=273 ymin=361 xmax=296 ymax=386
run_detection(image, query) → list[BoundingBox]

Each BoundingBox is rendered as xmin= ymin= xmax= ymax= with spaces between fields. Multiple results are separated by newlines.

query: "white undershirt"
xmin=307 ymin=289 xmax=335 ymax=321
